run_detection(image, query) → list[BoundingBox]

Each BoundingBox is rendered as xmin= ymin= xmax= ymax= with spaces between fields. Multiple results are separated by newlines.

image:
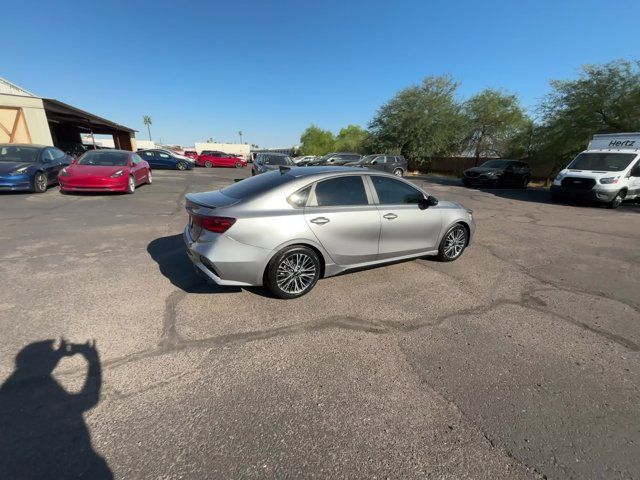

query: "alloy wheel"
xmin=394 ymin=168 xmax=403 ymax=176
xmin=35 ymin=173 xmax=47 ymax=192
xmin=177 ymin=161 xmax=187 ymax=170
xmin=128 ymin=176 xmax=135 ymax=193
xmin=276 ymin=253 xmax=317 ymax=295
xmin=205 ymin=161 xmax=212 ymax=168
xmin=443 ymin=227 xmax=466 ymax=259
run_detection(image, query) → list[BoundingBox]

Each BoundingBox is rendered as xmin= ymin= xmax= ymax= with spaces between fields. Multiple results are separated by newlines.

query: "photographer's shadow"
xmin=0 ymin=340 xmax=113 ymax=480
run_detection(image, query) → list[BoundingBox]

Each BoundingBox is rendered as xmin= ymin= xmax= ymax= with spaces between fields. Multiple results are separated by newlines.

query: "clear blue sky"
xmin=3 ymin=0 xmax=638 ymax=147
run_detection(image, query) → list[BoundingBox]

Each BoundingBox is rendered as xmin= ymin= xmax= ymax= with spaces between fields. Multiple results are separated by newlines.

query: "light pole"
xmin=238 ymin=130 xmax=243 ymax=144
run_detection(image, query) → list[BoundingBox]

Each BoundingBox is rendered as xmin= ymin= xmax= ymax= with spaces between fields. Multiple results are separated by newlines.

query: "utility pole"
xmin=238 ymin=130 xmax=243 ymax=144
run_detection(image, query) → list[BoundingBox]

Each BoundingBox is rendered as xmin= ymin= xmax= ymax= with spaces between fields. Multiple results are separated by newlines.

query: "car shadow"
xmin=0 ymin=340 xmax=113 ymax=479
xmin=147 ymin=234 xmax=241 ymax=294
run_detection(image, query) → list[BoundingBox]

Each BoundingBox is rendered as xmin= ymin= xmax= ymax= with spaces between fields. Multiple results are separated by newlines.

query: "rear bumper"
xmin=183 ymin=225 xmax=271 ymax=286
xmin=550 ymin=185 xmax=617 ymax=203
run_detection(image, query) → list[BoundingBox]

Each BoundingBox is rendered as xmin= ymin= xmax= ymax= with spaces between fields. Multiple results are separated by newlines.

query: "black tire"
xmin=393 ymin=168 xmax=403 ymax=177
xmin=437 ymin=224 xmax=468 ymax=262
xmin=551 ymin=192 xmax=562 ymax=203
xmin=177 ymin=161 xmax=187 ymax=171
xmin=126 ymin=175 xmax=135 ymax=194
xmin=606 ymin=191 xmax=624 ymax=209
xmin=463 ymin=178 xmax=472 ymax=188
xmin=204 ymin=161 xmax=213 ymax=168
xmin=32 ymin=172 xmax=47 ymax=193
xmin=266 ymin=246 xmax=321 ymax=299
xmin=235 ymin=161 xmax=243 ymax=168
xmin=520 ymin=175 xmax=530 ymax=188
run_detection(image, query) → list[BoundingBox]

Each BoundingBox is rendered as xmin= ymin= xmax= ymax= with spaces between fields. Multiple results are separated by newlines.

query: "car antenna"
xmin=279 ymin=166 xmax=291 ymax=174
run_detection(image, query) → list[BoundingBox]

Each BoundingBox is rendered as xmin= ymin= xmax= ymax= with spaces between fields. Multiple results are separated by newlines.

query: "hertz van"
xmin=551 ymin=133 xmax=640 ymax=209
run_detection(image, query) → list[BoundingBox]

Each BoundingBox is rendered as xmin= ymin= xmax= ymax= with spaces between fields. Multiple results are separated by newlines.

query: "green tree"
xmin=299 ymin=125 xmax=335 ymax=155
xmin=143 ymin=115 xmax=152 ymax=141
xmin=463 ymin=89 xmax=528 ymax=165
xmin=368 ymin=75 xmax=465 ymax=166
xmin=334 ymin=124 xmax=367 ymax=152
xmin=535 ymin=59 xmax=640 ymax=182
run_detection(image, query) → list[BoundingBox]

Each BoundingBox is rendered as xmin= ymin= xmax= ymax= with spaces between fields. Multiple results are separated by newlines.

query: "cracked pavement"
xmin=0 ymin=169 xmax=639 ymax=479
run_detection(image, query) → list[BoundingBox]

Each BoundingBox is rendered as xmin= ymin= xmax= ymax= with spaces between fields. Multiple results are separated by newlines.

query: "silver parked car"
xmin=183 ymin=167 xmax=475 ymax=298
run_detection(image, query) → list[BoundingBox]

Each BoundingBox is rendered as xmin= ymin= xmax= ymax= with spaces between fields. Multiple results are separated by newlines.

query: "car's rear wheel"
xmin=33 ymin=172 xmax=47 ymax=193
xmin=126 ymin=175 xmax=135 ymax=194
xmin=235 ymin=161 xmax=243 ymax=168
xmin=437 ymin=224 xmax=468 ymax=262
xmin=177 ymin=161 xmax=187 ymax=171
xmin=520 ymin=175 xmax=530 ymax=188
xmin=266 ymin=246 xmax=321 ymax=299
xmin=204 ymin=161 xmax=213 ymax=168
xmin=393 ymin=168 xmax=403 ymax=177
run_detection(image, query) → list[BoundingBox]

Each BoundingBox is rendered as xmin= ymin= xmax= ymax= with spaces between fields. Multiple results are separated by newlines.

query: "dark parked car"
xmin=344 ymin=154 xmax=408 ymax=176
xmin=0 ymin=144 xmax=73 ymax=192
xmin=251 ymin=153 xmax=294 ymax=175
xmin=138 ymin=149 xmax=193 ymax=170
xmin=307 ymin=152 xmax=362 ymax=166
xmin=463 ymin=160 xmax=531 ymax=188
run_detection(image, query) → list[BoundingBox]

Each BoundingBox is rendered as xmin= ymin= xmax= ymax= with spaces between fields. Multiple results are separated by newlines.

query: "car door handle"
xmin=383 ymin=213 xmax=398 ymax=220
xmin=310 ymin=217 xmax=330 ymax=225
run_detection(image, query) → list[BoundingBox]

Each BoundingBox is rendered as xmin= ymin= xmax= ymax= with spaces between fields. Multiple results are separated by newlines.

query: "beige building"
xmin=0 ymin=78 xmax=136 ymax=150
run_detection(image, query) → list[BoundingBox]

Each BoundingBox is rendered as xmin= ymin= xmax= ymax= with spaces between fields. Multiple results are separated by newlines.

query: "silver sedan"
xmin=183 ymin=167 xmax=475 ymax=298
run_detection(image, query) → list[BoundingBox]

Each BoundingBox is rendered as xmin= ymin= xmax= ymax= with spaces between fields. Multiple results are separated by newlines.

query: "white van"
xmin=551 ymin=133 xmax=640 ymax=209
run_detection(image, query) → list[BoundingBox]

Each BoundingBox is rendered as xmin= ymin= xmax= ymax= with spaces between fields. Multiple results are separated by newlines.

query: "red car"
xmin=196 ymin=151 xmax=247 ymax=168
xmin=59 ymin=150 xmax=151 ymax=194
xmin=183 ymin=150 xmax=198 ymax=160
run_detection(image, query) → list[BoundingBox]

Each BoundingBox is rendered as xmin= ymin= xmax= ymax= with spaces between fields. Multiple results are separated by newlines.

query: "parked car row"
xmin=461 ymin=134 xmax=640 ymax=209
xmin=0 ymin=144 xmax=153 ymax=194
xmin=252 ymin=152 xmax=409 ymax=177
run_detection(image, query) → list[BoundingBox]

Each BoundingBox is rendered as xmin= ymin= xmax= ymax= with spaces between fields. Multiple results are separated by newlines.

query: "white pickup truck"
xmin=551 ymin=133 xmax=640 ymax=209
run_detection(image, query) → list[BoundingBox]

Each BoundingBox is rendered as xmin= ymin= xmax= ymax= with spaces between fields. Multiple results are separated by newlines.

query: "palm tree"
xmin=143 ymin=115 xmax=152 ymax=141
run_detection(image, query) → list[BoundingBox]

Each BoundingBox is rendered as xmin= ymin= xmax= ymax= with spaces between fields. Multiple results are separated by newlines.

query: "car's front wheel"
xmin=177 ymin=161 xmax=187 ymax=171
xmin=204 ymin=161 xmax=213 ymax=168
xmin=266 ymin=246 xmax=321 ymax=299
xmin=147 ymin=170 xmax=153 ymax=184
xmin=126 ymin=175 xmax=135 ymax=194
xmin=235 ymin=161 xmax=243 ymax=168
xmin=33 ymin=172 xmax=48 ymax=193
xmin=606 ymin=191 xmax=625 ymax=209
xmin=437 ymin=224 xmax=468 ymax=262
xmin=393 ymin=168 xmax=403 ymax=177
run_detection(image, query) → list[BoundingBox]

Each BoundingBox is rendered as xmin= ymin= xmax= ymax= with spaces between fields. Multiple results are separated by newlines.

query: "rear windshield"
xmin=567 ymin=152 xmax=636 ymax=172
xmin=221 ymin=170 xmax=292 ymax=199
xmin=481 ymin=160 xmax=510 ymax=168
xmin=261 ymin=155 xmax=292 ymax=166
xmin=78 ymin=151 xmax=129 ymax=166
xmin=0 ymin=146 xmax=40 ymax=163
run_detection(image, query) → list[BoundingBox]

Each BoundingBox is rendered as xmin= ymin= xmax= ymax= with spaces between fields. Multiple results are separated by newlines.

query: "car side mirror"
xmin=418 ymin=195 xmax=438 ymax=210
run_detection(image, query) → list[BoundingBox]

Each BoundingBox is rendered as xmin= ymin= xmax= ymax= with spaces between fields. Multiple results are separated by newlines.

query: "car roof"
xmin=0 ymin=143 xmax=48 ymax=149
xmin=285 ymin=166 xmax=398 ymax=179
xmin=85 ymin=149 xmax=132 ymax=154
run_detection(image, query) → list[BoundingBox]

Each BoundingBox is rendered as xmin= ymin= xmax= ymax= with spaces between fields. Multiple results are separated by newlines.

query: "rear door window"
xmin=313 ymin=176 xmax=369 ymax=206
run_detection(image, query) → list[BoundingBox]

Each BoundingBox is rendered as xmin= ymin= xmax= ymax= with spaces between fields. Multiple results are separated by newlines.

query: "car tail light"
xmin=192 ymin=215 xmax=236 ymax=233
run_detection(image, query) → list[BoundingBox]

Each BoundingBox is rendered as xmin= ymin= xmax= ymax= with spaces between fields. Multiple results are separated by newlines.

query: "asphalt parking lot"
xmin=1 ymin=168 xmax=639 ymax=479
